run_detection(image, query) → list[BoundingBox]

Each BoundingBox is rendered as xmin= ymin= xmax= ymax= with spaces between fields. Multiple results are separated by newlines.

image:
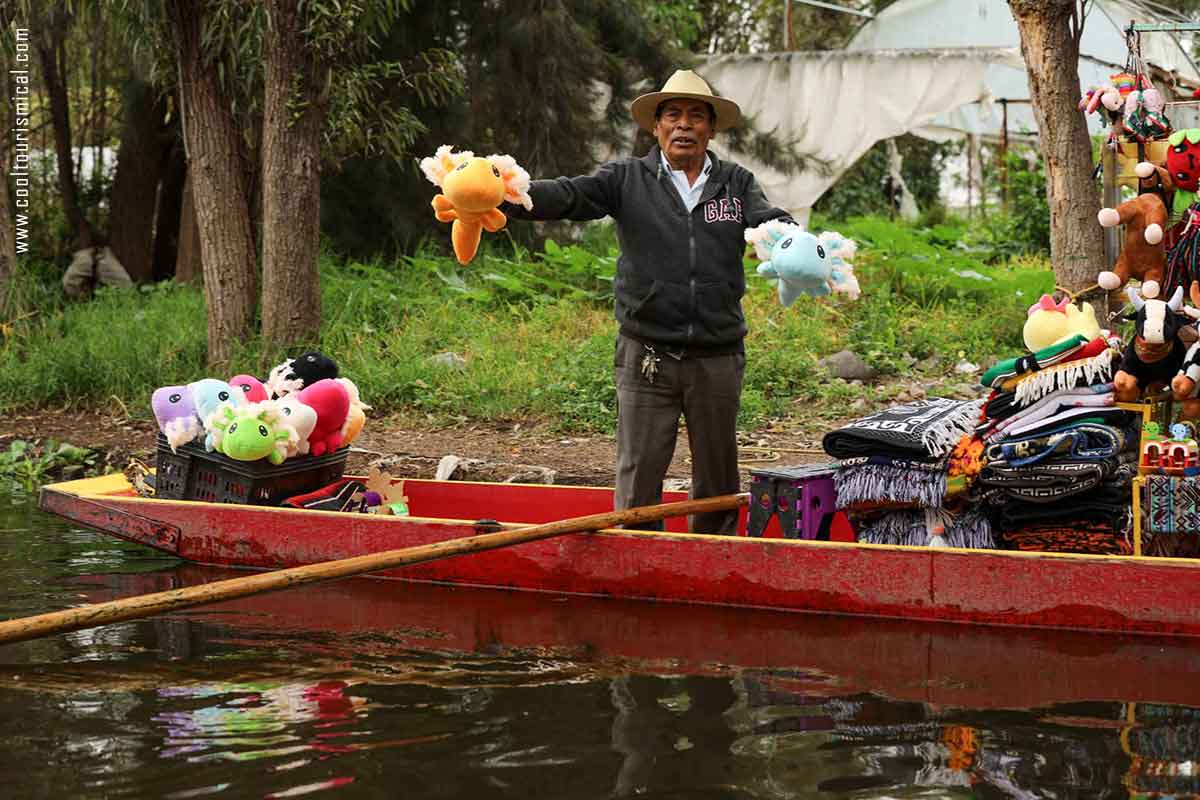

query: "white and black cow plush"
xmin=1172 ymin=340 xmax=1200 ymax=414
xmin=1113 ymin=285 xmax=1188 ymax=402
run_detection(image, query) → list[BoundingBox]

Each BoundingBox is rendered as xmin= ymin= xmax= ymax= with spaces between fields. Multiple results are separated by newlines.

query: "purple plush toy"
xmin=151 ymin=384 xmax=202 ymax=452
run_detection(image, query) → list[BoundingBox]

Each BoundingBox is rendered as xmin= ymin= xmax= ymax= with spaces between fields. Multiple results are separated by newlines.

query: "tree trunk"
xmin=154 ymin=137 xmax=188 ymax=281
xmin=1009 ymin=0 xmax=1104 ymax=296
xmin=260 ymin=0 xmax=327 ymax=348
xmin=175 ymin=169 xmax=200 ymax=284
xmin=109 ymin=80 xmax=169 ymax=283
xmin=169 ymin=0 xmax=258 ymax=368
xmin=36 ymin=16 xmax=93 ymax=249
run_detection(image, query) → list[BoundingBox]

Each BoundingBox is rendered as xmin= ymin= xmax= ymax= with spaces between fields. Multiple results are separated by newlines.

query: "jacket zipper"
xmin=687 ymin=215 xmax=695 ymax=344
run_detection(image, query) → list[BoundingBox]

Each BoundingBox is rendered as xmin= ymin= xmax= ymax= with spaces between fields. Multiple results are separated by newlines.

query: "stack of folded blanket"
xmin=974 ymin=334 xmax=1136 ymax=554
xmin=823 ymin=397 xmax=993 ymax=548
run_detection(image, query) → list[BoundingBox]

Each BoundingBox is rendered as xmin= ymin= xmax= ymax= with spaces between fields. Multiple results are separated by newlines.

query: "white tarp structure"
xmin=847 ymin=0 xmax=1200 ymax=139
xmin=703 ymin=49 xmax=1009 ymax=218
xmin=701 ymin=0 xmax=1200 ymax=217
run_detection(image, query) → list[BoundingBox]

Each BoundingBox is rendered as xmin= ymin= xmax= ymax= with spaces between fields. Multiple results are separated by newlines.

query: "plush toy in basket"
xmin=149 ymin=352 xmax=372 ymax=506
xmin=420 ymin=145 xmax=533 ymax=265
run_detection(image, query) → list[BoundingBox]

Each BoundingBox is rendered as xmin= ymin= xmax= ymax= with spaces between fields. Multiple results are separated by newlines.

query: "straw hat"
xmin=630 ymin=70 xmax=741 ymax=133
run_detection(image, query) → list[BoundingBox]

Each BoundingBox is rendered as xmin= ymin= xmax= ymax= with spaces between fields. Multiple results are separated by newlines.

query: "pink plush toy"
xmin=296 ymin=378 xmax=350 ymax=456
xmin=228 ymin=374 xmax=269 ymax=404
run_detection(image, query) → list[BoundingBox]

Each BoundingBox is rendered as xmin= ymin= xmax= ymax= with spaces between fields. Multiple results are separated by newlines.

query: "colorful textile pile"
xmin=825 ymin=398 xmax=990 ymax=549
xmin=975 ymin=333 xmax=1137 ymax=554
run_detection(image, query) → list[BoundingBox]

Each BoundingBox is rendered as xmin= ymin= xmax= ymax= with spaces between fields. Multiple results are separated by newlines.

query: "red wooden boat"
xmin=37 ymin=472 xmax=1200 ymax=638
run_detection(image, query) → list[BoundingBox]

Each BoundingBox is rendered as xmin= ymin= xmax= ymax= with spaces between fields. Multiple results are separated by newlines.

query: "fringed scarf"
xmin=822 ymin=398 xmax=985 ymax=461
xmin=835 ymin=456 xmax=948 ymax=509
xmin=856 ymin=507 xmax=994 ymax=549
xmin=1010 ymin=349 xmax=1118 ymax=407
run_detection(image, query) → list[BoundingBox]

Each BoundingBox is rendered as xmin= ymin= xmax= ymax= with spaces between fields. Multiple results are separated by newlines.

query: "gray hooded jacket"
xmin=506 ymin=146 xmax=793 ymax=355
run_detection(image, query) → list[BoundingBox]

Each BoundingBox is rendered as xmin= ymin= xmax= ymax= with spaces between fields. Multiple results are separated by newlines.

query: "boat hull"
xmin=38 ymin=474 xmax=1200 ymax=637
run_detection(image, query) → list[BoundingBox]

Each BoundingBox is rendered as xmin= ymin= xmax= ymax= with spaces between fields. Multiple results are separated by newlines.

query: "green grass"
xmin=0 ymin=215 xmax=1055 ymax=432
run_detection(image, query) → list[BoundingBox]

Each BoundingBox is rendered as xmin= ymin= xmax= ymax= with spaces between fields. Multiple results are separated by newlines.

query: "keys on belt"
xmin=640 ymin=345 xmax=660 ymax=384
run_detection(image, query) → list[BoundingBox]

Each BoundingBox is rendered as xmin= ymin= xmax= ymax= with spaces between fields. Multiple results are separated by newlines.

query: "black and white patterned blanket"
xmin=823 ymin=397 xmax=984 ymax=461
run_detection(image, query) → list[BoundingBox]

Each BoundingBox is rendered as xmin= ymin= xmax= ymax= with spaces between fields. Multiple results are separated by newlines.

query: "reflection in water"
xmin=154 ymin=680 xmax=367 ymax=761
xmin=4 ymin=491 xmax=1200 ymax=797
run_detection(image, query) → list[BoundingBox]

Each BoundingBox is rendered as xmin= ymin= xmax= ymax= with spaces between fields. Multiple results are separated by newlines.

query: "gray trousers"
xmin=613 ymin=334 xmax=745 ymax=534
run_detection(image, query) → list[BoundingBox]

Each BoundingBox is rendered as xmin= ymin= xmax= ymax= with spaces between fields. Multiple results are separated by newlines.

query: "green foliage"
xmin=0 ymin=439 xmax=99 ymax=492
xmin=815 ymin=135 xmax=953 ymax=221
xmin=323 ymin=51 xmax=463 ymax=166
xmin=0 ymin=215 xmax=1054 ymax=435
xmin=964 ymin=145 xmax=1052 ymax=262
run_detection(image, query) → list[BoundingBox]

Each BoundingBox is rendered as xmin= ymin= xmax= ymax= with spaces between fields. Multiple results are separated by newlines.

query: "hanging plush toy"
xmin=1123 ymin=86 xmax=1171 ymax=144
xmin=151 ymin=385 xmax=202 ymax=452
xmin=1135 ymin=129 xmax=1200 ymax=219
xmin=1097 ymin=192 xmax=1169 ymax=297
xmin=228 ymin=373 xmax=269 ymax=404
xmin=208 ymin=403 xmax=296 ymax=465
xmin=265 ymin=351 xmax=340 ymax=399
xmin=420 ymin=145 xmax=533 ymax=265
xmin=745 ymin=220 xmax=858 ymax=305
xmin=296 ymin=378 xmax=351 ymax=456
xmin=1022 ymin=295 xmax=1102 ymax=352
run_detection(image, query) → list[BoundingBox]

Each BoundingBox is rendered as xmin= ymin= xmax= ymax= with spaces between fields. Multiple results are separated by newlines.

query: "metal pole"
xmin=999 ymin=99 xmax=1009 ymax=214
xmin=1102 ymin=144 xmax=1120 ymax=272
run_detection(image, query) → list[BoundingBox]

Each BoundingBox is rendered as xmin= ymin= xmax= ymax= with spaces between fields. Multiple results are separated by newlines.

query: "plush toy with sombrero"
xmin=420 ymin=145 xmax=533 ymax=265
xmin=629 ymin=69 xmax=741 ymax=133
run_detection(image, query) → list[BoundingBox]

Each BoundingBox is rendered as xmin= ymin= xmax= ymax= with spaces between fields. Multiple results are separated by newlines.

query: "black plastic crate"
xmin=154 ymin=433 xmax=348 ymax=506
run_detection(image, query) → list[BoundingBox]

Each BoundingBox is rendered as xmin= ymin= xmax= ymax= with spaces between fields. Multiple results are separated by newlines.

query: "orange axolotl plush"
xmin=420 ymin=145 xmax=533 ymax=265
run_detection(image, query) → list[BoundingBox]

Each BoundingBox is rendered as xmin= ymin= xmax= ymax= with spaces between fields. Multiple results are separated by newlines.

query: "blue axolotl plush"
xmin=746 ymin=222 xmax=859 ymax=307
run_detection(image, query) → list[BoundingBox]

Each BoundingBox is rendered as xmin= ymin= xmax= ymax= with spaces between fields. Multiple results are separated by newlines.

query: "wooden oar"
xmin=0 ymin=492 xmax=748 ymax=646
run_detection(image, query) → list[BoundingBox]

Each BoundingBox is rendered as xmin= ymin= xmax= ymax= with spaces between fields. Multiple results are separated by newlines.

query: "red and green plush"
xmin=1137 ymin=129 xmax=1200 ymax=219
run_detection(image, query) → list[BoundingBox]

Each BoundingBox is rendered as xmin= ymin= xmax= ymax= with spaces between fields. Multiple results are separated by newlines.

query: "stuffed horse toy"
xmin=745 ymin=220 xmax=859 ymax=306
xmin=420 ymin=145 xmax=533 ymax=265
xmin=1098 ymin=192 xmax=1169 ymax=297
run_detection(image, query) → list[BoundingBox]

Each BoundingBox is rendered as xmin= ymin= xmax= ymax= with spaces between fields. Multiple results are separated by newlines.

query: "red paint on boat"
xmin=38 ymin=475 xmax=1200 ymax=637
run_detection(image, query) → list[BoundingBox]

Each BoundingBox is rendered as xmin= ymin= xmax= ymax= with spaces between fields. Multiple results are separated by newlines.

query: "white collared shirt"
xmin=660 ymin=151 xmax=712 ymax=212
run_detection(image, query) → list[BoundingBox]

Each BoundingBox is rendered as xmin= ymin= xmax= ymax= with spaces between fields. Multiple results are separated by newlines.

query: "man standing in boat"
xmin=504 ymin=70 xmax=794 ymax=534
